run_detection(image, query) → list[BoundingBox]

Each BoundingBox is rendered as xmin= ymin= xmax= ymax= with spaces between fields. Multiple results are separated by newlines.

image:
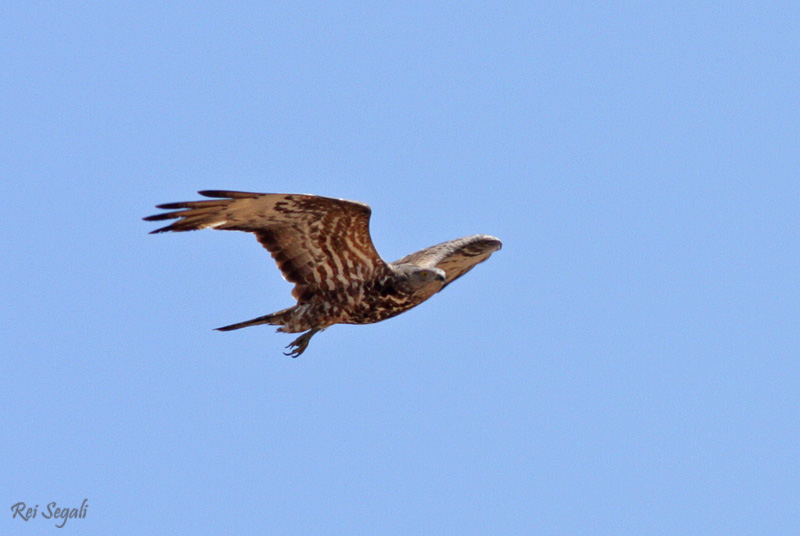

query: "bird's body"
xmin=145 ymin=191 xmax=501 ymax=356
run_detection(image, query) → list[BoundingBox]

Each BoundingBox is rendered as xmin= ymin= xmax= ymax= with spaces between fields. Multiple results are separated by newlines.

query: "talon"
xmin=283 ymin=328 xmax=321 ymax=358
xmin=283 ymin=341 xmax=304 ymax=358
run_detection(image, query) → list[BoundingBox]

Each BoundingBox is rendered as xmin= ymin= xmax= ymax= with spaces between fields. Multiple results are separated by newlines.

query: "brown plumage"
xmin=144 ymin=190 xmax=502 ymax=356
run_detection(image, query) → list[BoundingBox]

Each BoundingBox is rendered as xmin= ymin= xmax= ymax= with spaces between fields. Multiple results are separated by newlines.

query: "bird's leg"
xmin=284 ymin=328 xmax=321 ymax=358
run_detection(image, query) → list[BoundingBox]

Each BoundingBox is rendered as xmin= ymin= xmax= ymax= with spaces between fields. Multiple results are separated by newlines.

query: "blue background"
xmin=2 ymin=2 xmax=798 ymax=534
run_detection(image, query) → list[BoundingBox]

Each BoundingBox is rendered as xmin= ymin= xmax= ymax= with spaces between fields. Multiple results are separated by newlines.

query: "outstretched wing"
xmin=144 ymin=190 xmax=390 ymax=301
xmin=392 ymin=234 xmax=502 ymax=288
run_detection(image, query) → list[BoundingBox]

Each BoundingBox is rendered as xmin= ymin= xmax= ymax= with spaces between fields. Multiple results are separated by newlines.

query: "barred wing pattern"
xmin=144 ymin=191 xmax=391 ymax=302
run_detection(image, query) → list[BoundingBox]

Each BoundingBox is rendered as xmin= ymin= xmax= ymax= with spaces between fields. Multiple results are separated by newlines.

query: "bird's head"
xmin=393 ymin=264 xmax=446 ymax=296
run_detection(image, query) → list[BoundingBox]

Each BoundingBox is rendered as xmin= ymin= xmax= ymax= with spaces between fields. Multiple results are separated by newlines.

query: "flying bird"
xmin=144 ymin=191 xmax=502 ymax=357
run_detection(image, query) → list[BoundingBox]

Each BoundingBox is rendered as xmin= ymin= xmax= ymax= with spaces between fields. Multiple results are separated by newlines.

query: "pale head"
xmin=392 ymin=264 xmax=446 ymax=297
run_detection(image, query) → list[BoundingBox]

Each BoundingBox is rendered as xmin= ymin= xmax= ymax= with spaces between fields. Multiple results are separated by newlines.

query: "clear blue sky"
xmin=2 ymin=2 xmax=798 ymax=534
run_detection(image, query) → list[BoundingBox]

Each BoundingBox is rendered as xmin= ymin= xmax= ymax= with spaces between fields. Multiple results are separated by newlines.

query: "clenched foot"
xmin=284 ymin=328 xmax=321 ymax=358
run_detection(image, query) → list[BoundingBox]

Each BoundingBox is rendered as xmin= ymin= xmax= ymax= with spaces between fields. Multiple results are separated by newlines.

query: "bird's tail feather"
xmin=214 ymin=315 xmax=276 ymax=331
xmin=215 ymin=308 xmax=293 ymax=332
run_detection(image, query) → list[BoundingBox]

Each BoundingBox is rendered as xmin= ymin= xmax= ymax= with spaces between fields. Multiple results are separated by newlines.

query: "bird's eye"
xmin=420 ymin=271 xmax=429 ymax=278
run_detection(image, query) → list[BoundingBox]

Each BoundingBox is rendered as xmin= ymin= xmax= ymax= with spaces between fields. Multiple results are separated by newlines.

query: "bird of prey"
xmin=144 ymin=190 xmax=502 ymax=357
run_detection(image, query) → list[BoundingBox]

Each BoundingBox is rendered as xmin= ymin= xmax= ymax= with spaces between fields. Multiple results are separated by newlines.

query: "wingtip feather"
xmin=198 ymin=190 xmax=262 ymax=199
